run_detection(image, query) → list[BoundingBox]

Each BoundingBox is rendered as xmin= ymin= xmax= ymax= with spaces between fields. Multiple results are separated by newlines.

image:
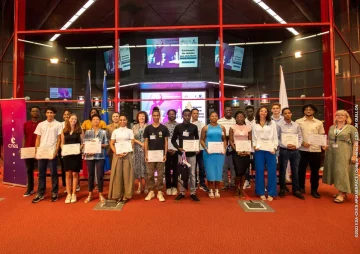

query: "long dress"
xmin=203 ymin=124 xmax=225 ymax=181
xmin=132 ymin=123 xmax=148 ymax=179
xmin=62 ymin=132 xmax=82 ymax=172
xmin=323 ymin=125 xmax=358 ymax=194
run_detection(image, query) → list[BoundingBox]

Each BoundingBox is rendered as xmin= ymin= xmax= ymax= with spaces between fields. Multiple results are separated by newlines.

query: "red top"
xmin=24 ymin=120 xmax=41 ymax=147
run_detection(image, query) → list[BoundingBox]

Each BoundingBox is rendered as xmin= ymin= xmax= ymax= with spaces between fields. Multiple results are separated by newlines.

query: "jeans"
xmin=222 ymin=154 xmax=235 ymax=185
xmin=146 ymin=162 xmax=165 ymax=191
xmin=86 ymin=160 xmax=105 ymax=192
xmin=195 ymin=151 xmax=206 ymax=186
xmin=179 ymin=155 xmax=197 ymax=195
xmin=25 ymin=158 xmax=36 ymax=191
xmin=254 ymin=150 xmax=277 ymax=197
xmin=37 ymin=158 xmax=58 ymax=196
xmin=279 ymin=148 xmax=300 ymax=192
xmin=165 ymin=152 xmax=178 ymax=189
xmin=298 ymin=151 xmax=321 ymax=191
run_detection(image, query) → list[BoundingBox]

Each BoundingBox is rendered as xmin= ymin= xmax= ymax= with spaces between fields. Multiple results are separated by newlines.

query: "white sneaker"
xmin=70 ymin=194 xmax=77 ymax=203
xmin=171 ymin=187 xmax=178 ymax=196
xmin=145 ymin=191 xmax=155 ymax=201
xmin=166 ymin=188 xmax=172 ymax=196
xmin=243 ymin=180 xmax=250 ymax=190
xmin=157 ymin=191 xmax=165 ymax=202
xmin=65 ymin=194 xmax=72 ymax=204
xmin=215 ymin=189 xmax=220 ymax=198
xmin=209 ymin=189 xmax=215 ymax=198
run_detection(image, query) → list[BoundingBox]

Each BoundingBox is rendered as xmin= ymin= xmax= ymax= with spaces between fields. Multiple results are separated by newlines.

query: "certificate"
xmin=62 ymin=144 xmax=81 ymax=156
xmin=235 ymin=140 xmax=252 ymax=152
xmin=208 ymin=142 xmax=224 ymax=154
xmin=183 ymin=140 xmax=199 ymax=152
xmin=36 ymin=147 xmax=55 ymax=159
xmin=115 ymin=141 xmax=133 ymax=154
xmin=281 ymin=133 xmax=299 ymax=147
xmin=84 ymin=140 xmax=101 ymax=154
xmin=257 ymin=140 xmax=275 ymax=152
xmin=148 ymin=150 xmax=164 ymax=162
xmin=20 ymin=147 xmax=36 ymax=159
xmin=308 ymin=134 xmax=327 ymax=146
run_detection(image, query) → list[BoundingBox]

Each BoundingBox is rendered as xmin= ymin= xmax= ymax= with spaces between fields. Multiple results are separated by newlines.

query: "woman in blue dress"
xmin=200 ymin=111 xmax=226 ymax=198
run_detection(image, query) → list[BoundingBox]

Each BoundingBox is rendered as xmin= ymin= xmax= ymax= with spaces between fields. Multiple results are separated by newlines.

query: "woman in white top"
xmin=252 ymin=107 xmax=278 ymax=201
xmin=109 ymin=114 xmax=135 ymax=204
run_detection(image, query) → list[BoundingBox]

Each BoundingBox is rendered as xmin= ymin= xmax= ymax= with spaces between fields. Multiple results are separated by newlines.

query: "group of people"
xmin=21 ymin=103 xmax=358 ymax=205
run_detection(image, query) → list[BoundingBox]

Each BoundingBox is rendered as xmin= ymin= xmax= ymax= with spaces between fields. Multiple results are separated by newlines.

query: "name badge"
xmin=183 ymin=131 xmax=189 ymax=137
xmin=150 ymin=135 xmax=156 ymax=140
xmin=332 ymin=144 xmax=338 ymax=148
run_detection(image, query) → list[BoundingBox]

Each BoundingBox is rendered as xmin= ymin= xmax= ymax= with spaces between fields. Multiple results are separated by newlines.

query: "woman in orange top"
xmin=81 ymin=108 xmax=107 ymax=131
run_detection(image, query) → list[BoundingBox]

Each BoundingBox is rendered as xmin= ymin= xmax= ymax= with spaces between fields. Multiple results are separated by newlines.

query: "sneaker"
xmin=174 ymin=193 xmax=185 ymax=202
xmin=65 ymin=194 xmax=72 ymax=204
xmin=293 ymin=191 xmax=305 ymax=200
xmin=50 ymin=193 xmax=58 ymax=202
xmin=221 ymin=184 xmax=229 ymax=191
xmin=145 ymin=191 xmax=155 ymax=201
xmin=76 ymin=185 xmax=80 ymax=192
xmin=199 ymin=184 xmax=210 ymax=192
xmin=171 ymin=187 xmax=178 ymax=196
xmin=243 ymin=180 xmax=250 ymax=190
xmin=209 ymin=189 xmax=215 ymax=198
xmin=190 ymin=194 xmax=200 ymax=203
xmin=157 ymin=191 xmax=165 ymax=202
xmin=215 ymin=189 xmax=220 ymax=198
xmin=23 ymin=190 xmax=34 ymax=197
xmin=32 ymin=195 xmax=44 ymax=203
xmin=284 ymin=186 xmax=290 ymax=193
xmin=166 ymin=188 xmax=172 ymax=196
xmin=279 ymin=189 xmax=286 ymax=198
xmin=71 ymin=194 xmax=77 ymax=203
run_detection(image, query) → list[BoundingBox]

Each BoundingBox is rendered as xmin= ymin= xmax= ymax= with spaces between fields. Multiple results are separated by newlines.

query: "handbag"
xmin=177 ymin=152 xmax=190 ymax=190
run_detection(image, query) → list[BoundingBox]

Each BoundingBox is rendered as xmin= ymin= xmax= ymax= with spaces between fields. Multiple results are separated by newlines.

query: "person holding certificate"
xmin=171 ymin=109 xmax=200 ymax=203
xmin=252 ymin=107 xmax=278 ymax=201
xmin=200 ymin=111 xmax=226 ymax=199
xmin=22 ymin=106 xmax=41 ymax=197
xmin=229 ymin=111 xmax=252 ymax=198
xmin=296 ymin=104 xmax=325 ymax=199
xmin=83 ymin=114 xmax=109 ymax=203
xmin=143 ymin=108 xmax=169 ymax=202
xmin=32 ymin=107 xmax=63 ymax=203
xmin=277 ymin=108 xmax=304 ymax=200
xmin=322 ymin=110 xmax=358 ymax=203
xmin=61 ymin=114 xmax=83 ymax=204
xmin=109 ymin=114 xmax=135 ymax=204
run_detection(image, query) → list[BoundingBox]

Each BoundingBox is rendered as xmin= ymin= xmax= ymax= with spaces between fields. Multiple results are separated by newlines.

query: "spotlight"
xmin=294 ymin=51 xmax=302 ymax=58
xmin=50 ymin=58 xmax=59 ymax=64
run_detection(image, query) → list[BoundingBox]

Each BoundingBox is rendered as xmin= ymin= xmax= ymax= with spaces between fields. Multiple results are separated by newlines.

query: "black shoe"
xmin=294 ymin=191 xmax=305 ymax=200
xmin=32 ymin=195 xmax=44 ymax=203
xmin=190 ymin=194 xmax=200 ymax=203
xmin=279 ymin=189 xmax=286 ymax=198
xmin=284 ymin=186 xmax=290 ymax=193
xmin=174 ymin=193 xmax=185 ymax=202
xmin=299 ymin=188 xmax=305 ymax=194
xmin=199 ymin=184 xmax=210 ymax=192
xmin=50 ymin=193 xmax=58 ymax=202
xmin=23 ymin=190 xmax=34 ymax=197
xmin=311 ymin=190 xmax=321 ymax=199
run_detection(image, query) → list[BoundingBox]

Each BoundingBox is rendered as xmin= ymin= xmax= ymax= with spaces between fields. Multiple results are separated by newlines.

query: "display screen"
xmin=146 ymin=37 xmax=198 ymax=68
xmin=215 ymin=41 xmax=244 ymax=71
xmin=104 ymin=44 xmax=131 ymax=74
xmin=49 ymin=88 xmax=72 ymax=99
xmin=141 ymin=91 xmax=206 ymax=124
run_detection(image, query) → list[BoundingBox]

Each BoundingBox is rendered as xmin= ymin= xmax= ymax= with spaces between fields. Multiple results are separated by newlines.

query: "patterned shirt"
xmin=164 ymin=121 xmax=178 ymax=140
xmin=84 ymin=128 xmax=108 ymax=160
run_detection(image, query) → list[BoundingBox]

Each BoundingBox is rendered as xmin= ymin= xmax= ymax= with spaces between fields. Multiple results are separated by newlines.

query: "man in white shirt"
xmin=32 ymin=107 xmax=63 ymax=203
xmin=296 ymin=104 xmax=325 ymax=199
xmin=244 ymin=105 xmax=255 ymax=189
xmin=245 ymin=105 xmax=255 ymax=126
xmin=218 ymin=107 xmax=236 ymax=189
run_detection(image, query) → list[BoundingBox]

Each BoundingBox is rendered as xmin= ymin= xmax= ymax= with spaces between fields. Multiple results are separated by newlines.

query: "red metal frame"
xmin=218 ymin=0 xmax=225 ymax=117
xmin=114 ymin=0 xmax=119 ymax=111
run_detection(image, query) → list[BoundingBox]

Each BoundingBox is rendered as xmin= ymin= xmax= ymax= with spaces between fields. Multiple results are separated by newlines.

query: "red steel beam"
xmin=13 ymin=0 xmax=19 ymax=98
xmin=334 ymin=26 xmax=360 ymax=66
xmin=218 ymin=0 xmax=225 ymax=117
xmin=114 ymin=0 xmax=119 ymax=112
xmin=329 ymin=0 xmax=337 ymax=119
xmin=222 ymin=22 xmax=330 ymax=29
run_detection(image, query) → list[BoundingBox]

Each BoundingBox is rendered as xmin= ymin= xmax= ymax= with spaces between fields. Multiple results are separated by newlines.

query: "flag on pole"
xmin=279 ymin=65 xmax=289 ymax=108
xmin=83 ymin=70 xmax=92 ymax=122
xmin=101 ymin=71 xmax=111 ymax=172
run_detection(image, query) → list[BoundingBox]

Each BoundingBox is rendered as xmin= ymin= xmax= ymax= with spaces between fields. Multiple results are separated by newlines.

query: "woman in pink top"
xmin=229 ymin=111 xmax=252 ymax=198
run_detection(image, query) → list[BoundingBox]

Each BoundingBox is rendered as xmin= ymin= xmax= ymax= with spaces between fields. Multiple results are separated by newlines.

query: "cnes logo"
xmin=8 ymin=136 xmax=18 ymax=149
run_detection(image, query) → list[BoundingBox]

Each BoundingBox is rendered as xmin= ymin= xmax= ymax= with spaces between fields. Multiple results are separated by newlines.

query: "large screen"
xmin=141 ymin=91 xmax=206 ymax=124
xmin=215 ymin=41 xmax=244 ymax=72
xmin=50 ymin=88 xmax=72 ymax=99
xmin=146 ymin=37 xmax=198 ymax=68
xmin=104 ymin=44 xmax=131 ymax=74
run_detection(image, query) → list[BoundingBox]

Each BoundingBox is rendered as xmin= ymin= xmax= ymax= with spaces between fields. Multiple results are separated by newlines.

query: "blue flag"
xmin=101 ymin=71 xmax=111 ymax=172
xmin=83 ymin=70 xmax=92 ymax=122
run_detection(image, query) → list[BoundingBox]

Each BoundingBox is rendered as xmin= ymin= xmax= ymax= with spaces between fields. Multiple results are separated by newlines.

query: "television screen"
xmin=104 ymin=44 xmax=131 ymax=74
xmin=141 ymin=91 xmax=206 ymax=124
xmin=50 ymin=88 xmax=72 ymax=99
xmin=146 ymin=37 xmax=198 ymax=68
xmin=215 ymin=41 xmax=244 ymax=71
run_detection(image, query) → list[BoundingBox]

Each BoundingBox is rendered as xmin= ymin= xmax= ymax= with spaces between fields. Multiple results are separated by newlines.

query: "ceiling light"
xmin=18 ymin=39 xmax=53 ymax=48
xmin=296 ymin=31 xmax=329 ymax=41
xmin=50 ymin=58 xmax=59 ymax=64
xmin=228 ymin=41 xmax=282 ymax=46
xmin=49 ymin=34 xmax=60 ymax=42
xmin=65 ymin=45 xmax=113 ymax=49
xmin=294 ymin=51 xmax=302 ymax=58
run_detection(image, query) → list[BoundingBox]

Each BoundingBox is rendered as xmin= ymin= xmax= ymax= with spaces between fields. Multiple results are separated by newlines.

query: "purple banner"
xmin=0 ymin=99 xmax=27 ymax=186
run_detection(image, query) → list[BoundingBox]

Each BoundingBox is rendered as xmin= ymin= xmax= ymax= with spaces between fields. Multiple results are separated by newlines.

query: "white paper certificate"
xmin=84 ymin=140 xmax=101 ymax=154
xmin=21 ymin=147 xmax=36 ymax=159
xmin=183 ymin=140 xmax=200 ymax=152
xmin=281 ymin=133 xmax=299 ymax=147
xmin=257 ymin=140 xmax=274 ymax=152
xmin=208 ymin=142 xmax=224 ymax=154
xmin=36 ymin=147 xmax=55 ymax=159
xmin=148 ymin=150 xmax=164 ymax=162
xmin=115 ymin=141 xmax=133 ymax=154
xmin=62 ymin=144 xmax=81 ymax=156
xmin=235 ymin=140 xmax=252 ymax=152
xmin=308 ymin=134 xmax=327 ymax=146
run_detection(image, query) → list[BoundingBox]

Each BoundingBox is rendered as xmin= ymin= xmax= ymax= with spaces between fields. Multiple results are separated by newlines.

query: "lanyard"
xmin=334 ymin=125 xmax=345 ymax=143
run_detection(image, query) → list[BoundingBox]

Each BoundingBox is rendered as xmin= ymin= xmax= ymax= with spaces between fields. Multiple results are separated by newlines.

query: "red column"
xmin=13 ymin=0 xmax=25 ymax=98
xmin=114 ymin=0 xmax=120 ymax=112
xmin=218 ymin=0 xmax=225 ymax=117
